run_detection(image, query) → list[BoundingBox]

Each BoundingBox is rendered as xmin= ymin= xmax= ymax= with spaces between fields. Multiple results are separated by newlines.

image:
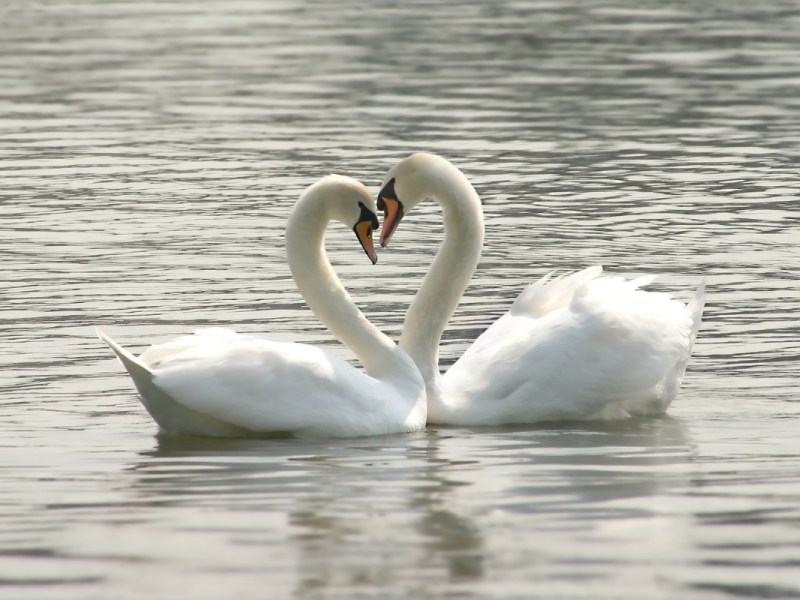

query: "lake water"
xmin=2 ymin=0 xmax=799 ymax=598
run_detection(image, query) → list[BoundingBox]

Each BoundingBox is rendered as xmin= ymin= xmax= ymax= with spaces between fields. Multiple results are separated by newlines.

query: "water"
xmin=2 ymin=0 xmax=799 ymax=598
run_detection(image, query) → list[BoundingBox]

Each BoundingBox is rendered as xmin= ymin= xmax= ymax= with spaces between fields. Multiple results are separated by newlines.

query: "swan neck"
xmin=399 ymin=163 xmax=484 ymax=385
xmin=286 ymin=197 xmax=397 ymax=377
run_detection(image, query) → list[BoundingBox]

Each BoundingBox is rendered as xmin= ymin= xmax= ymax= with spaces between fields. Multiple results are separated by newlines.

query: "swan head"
xmin=376 ymin=152 xmax=450 ymax=247
xmin=308 ymin=175 xmax=380 ymax=264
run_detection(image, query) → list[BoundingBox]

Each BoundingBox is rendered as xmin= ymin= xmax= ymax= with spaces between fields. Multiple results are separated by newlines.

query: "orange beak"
xmin=378 ymin=197 xmax=404 ymax=248
xmin=354 ymin=220 xmax=378 ymax=264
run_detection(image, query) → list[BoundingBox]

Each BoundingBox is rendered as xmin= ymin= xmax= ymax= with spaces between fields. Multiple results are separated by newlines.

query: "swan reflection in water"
xmin=124 ymin=417 xmax=692 ymax=595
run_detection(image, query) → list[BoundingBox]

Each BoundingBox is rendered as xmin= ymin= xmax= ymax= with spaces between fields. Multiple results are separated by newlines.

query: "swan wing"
xmin=509 ymin=265 xmax=604 ymax=318
xmin=101 ymin=328 xmax=415 ymax=437
xmin=441 ymin=276 xmax=699 ymax=425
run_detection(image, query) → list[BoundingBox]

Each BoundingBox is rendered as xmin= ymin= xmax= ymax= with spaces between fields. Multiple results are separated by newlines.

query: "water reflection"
xmin=119 ymin=418 xmax=694 ymax=595
xmin=3 ymin=0 xmax=800 ymax=596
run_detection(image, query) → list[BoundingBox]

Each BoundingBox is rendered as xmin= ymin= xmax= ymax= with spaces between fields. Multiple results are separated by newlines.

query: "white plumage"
xmin=441 ymin=268 xmax=704 ymax=424
xmin=99 ymin=176 xmax=426 ymax=438
xmin=377 ymin=153 xmax=705 ymax=425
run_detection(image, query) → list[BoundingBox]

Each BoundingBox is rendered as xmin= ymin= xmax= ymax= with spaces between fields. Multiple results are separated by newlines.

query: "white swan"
xmin=377 ymin=152 xmax=705 ymax=425
xmin=98 ymin=175 xmax=426 ymax=438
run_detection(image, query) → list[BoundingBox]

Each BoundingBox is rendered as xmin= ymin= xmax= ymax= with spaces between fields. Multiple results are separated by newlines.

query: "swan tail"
xmin=610 ymin=278 xmax=706 ymax=418
xmin=97 ymin=328 xmax=154 ymax=384
xmin=686 ymin=278 xmax=706 ymax=352
xmin=648 ymin=278 xmax=706 ymax=413
xmin=97 ymin=328 xmax=250 ymax=437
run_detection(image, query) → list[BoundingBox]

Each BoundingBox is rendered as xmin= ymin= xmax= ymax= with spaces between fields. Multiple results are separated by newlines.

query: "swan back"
xmin=148 ymin=331 xmax=424 ymax=437
xmin=511 ymin=266 xmax=604 ymax=318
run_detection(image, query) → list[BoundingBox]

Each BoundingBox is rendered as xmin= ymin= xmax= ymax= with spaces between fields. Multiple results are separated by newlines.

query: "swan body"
xmin=437 ymin=268 xmax=704 ymax=424
xmin=377 ymin=152 xmax=705 ymax=425
xmin=100 ymin=176 xmax=426 ymax=438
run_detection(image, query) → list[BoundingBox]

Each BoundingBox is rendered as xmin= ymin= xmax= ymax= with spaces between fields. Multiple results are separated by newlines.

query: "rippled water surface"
xmin=2 ymin=1 xmax=799 ymax=598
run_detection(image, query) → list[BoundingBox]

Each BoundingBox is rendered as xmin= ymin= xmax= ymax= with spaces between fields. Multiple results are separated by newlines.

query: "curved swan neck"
xmin=399 ymin=158 xmax=484 ymax=384
xmin=286 ymin=191 xmax=397 ymax=377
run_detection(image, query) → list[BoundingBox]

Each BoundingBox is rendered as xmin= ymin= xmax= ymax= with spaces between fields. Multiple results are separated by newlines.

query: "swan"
xmin=377 ymin=152 xmax=705 ymax=425
xmin=98 ymin=175 xmax=426 ymax=438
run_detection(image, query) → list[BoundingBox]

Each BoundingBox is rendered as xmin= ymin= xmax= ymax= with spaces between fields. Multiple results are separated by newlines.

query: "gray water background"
xmin=1 ymin=1 xmax=799 ymax=598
